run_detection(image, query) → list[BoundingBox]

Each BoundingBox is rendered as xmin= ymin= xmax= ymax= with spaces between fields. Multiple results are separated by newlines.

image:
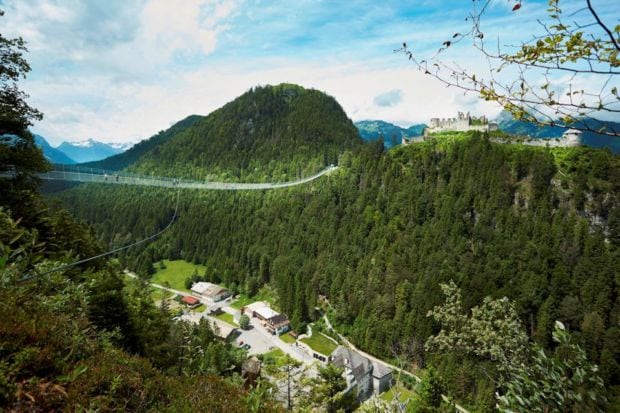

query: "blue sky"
xmin=0 ymin=0 xmax=617 ymax=145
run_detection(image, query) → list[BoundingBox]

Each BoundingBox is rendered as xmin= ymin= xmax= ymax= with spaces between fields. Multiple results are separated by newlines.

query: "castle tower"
xmin=562 ymin=129 xmax=582 ymax=147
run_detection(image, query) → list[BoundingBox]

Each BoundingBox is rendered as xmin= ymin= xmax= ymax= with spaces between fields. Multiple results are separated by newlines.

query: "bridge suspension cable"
xmin=18 ymin=187 xmax=181 ymax=283
xmin=36 ymin=165 xmax=338 ymax=190
xmin=12 ymin=165 xmax=338 ymax=283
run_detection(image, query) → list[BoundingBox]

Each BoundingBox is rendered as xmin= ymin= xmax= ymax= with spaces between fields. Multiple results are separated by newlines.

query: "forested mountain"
xmin=131 ymin=85 xmax=360 ymax=181
xmin=33 ymin=134 xmax=76 ymax=164
xmin=56 ymin=132 xmax=620 ymax=409
xmin=84 ymin=85 xmax=361 ymax=182
xmin=356 ymin=120 xmax=426 ymax=148
xmin=496 ymin=111 xmax=620 ymax=153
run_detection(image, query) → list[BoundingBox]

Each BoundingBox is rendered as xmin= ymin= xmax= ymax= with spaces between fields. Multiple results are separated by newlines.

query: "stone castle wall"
xmin=427 ymin=112 xmax=496 ymax=133
xmin=491 ymin=129 xmax=582 ymax=148
xmin=404 ymin=112 xmax=581 ymax=148
xmin=516 ymin=135 xmax=581 ymax=148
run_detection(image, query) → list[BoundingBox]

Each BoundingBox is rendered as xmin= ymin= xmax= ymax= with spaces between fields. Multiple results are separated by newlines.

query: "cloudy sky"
xmin=0 ymin=0 xmax=617 ymax=145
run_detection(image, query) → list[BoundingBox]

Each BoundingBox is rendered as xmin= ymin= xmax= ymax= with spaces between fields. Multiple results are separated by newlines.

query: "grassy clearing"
xmin=301 ymin=332 xmax=337 ymax=356
xmin=230 ymin=295 xmax=253 ymax=309
xmin=230 ymin=285 xmax=279 ymax=310
xmin=150 ymin=287 xmax=173 ymax=302
xmin=379 ymin=384 xmax=416 ymax=402
xmin=262 ymin=348 xmax=287 ymax=367
xmin=214 ymin=312 xmax=238 ymax=326
xmin=151 ymin=260 xmax=206 ymax=292
xmin=261 ymin=348 xmax=294 ymax=374
xmin=279 ymin=332 xmax=296 ymax=344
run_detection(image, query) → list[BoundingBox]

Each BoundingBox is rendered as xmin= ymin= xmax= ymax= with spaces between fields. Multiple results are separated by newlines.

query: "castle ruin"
xmin=402 ymin=112 xmax=499 ymax=145
xmin=401 ymin=112 xmax=581 ymax=148
xmin=428 ymin=111 xmax=498 ymax=133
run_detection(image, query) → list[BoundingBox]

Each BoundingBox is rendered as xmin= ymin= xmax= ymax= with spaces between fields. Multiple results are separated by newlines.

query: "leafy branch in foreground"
xmin=425 ymin=280 xmax=529 ymax=380
xmin=497 ymin=321 xmax=606 ymax=413
xmin=399 ymin=0 xmax=620 ymax=137
xmin=428 ymin=281 xmax=607 ymax=412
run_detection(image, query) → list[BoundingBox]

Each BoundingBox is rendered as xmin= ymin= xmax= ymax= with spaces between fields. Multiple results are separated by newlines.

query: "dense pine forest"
xmin=56 ymin=129 xmax=620 ymax=410
xmin=5 ymin=1 xmax=620 ymax=410
xmin=0 ymin=21 xmax=282 ymax=411
xmin=1 ymin=137 xmax=282 ymax=411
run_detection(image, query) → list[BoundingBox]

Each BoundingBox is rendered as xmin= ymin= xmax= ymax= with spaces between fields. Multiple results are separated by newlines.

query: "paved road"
xmin=234 ymin=324 xmax=277 ymax=356
xmin=246 ymin=316 xmax=315 ymax=365
xmin=33 ymin=165 xmax=338 ymax=191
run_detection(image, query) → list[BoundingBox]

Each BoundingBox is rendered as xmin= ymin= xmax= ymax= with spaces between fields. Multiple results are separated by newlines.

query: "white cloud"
xmin=9 ymin=0 xmax=615 ymax=146
xmin=30 ymin=59 xmax=504 ymax=144
xmin=141 ymin=0 xmax=237 ymax=56
xmin=373 ymin=89 xmax=404 ymax=107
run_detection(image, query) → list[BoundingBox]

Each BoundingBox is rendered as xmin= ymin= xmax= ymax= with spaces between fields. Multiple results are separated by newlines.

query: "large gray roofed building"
xmin=330 ymin=346 xmax=393 ymax=401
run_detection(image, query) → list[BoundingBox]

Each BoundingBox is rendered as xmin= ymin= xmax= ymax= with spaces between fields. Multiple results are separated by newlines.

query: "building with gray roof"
xmin=330 ymin=346 xmax=393 ymax=402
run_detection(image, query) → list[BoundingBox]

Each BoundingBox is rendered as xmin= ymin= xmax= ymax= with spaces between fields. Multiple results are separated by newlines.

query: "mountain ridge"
xmin=81 ymin=115 xmax=204 ymax=171
xmin=495 ymin=111 xmax=620 ymax=153
xmin=33 ymin=135 xmax=134 ymax=164
xmin=34 ymin=134 xmax=76 ymax=164
xmin=57 ymin=139 xmax=127 ymax=163
xmin=355 ymin=120 xmax=426 ymax=149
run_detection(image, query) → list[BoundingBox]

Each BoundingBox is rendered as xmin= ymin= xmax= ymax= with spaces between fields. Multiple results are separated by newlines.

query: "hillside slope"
xmin=127 ymin=84 xmax=362 ymax=181
xmin=84 ymin=85 xmax=362 ymax=181
xmin=56 ymin=132 xmax=620 ymax=408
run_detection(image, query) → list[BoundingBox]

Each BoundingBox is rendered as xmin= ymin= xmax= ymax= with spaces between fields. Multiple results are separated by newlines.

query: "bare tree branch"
xmin=399 ymin=0 xmax=620 ymax=138
xmin=586 ymin=0 xmax=620 ymax=51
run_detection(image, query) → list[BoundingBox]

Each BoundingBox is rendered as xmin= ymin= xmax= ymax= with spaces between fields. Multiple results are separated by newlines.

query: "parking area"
xmin=234 ymin=325 xmax=276 ymax=355
xmin=176 ymin=295 xmax=320 ymax=367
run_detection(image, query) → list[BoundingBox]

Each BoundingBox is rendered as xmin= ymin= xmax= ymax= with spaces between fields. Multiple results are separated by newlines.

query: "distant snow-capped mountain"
xmin=108 ymin=142 xmax=134 ymax=151
xmin=33 ymin=135 xmax=135 ymax=164
xmin=56 ymin=139 xmax=131 ymax=163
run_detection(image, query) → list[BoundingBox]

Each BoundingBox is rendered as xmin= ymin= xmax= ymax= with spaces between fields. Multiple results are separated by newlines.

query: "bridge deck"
xmin=23 ymin=166 xmax=338 ymax=190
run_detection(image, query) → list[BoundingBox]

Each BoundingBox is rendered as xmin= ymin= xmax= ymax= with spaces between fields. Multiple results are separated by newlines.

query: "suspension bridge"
xmin=12 ymin=163 xmax=338 ymax=281
xmin=31 ymin=164 xmax=338 ymax=190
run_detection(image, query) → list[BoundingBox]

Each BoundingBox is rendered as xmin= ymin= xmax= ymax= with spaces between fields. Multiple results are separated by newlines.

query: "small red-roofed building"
xmin=181 ymin=295 xmax=201 ymax=308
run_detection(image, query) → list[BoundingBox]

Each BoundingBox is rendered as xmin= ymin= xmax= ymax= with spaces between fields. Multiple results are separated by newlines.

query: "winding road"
xmin=34 ymin=165 xmax=338 ymax=190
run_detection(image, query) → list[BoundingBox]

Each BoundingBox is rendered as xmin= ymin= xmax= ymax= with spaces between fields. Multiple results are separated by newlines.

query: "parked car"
xmin=242 ymin=344 xmax=251 ymax=350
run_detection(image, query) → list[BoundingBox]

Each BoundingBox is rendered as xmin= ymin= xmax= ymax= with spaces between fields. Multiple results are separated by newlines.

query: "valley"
xmin=2 ymin=2 xmax=619 ymax=411
xmin=52 ymin=106 xmax=620 ymax=409
xmin=6 ymin=83 xmax=620 ymax=411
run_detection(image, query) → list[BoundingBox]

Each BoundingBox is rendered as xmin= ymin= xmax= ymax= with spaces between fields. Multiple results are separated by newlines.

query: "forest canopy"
xmin=57 ymin=131 xmax=620 ymax=409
